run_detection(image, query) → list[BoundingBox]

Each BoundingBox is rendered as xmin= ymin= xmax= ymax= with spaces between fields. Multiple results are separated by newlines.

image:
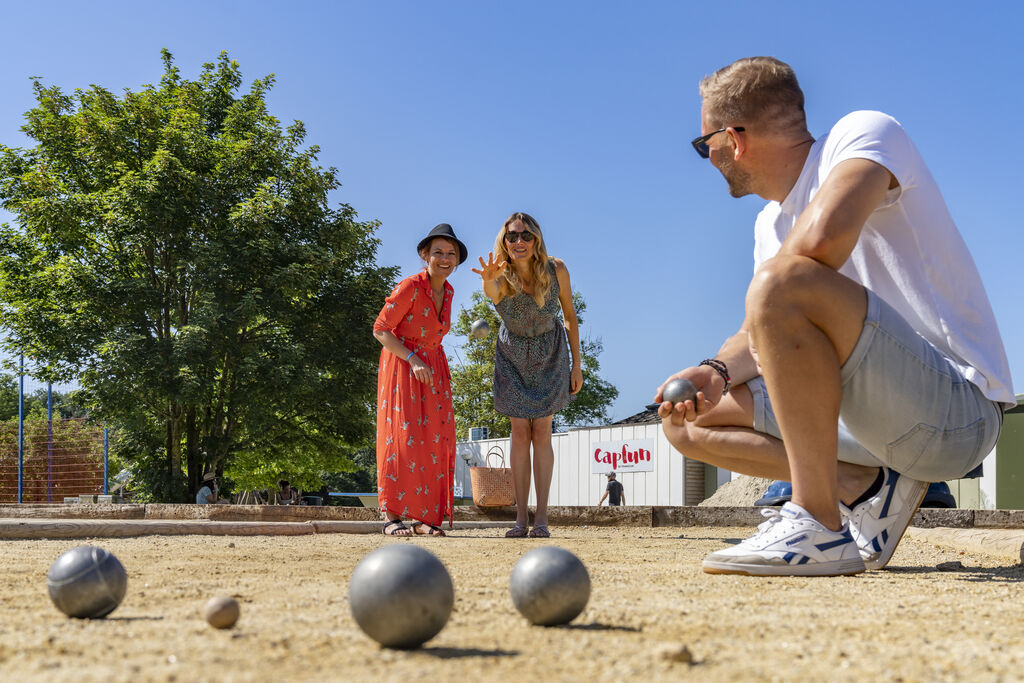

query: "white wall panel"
xmin=457 ymin=421 xmax=712 ymax=507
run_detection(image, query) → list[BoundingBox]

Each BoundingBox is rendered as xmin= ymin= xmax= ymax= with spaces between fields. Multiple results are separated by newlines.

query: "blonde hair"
xmin=699 ymin=56 xmax=808 ymax=136
xmin=494 ymin=212 xmax=551 ymax=307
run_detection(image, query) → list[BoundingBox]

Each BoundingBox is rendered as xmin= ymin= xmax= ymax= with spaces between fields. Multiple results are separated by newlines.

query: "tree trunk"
xmin=185 ymin=407 xmax=203 ymax=494
xmin=165 ymin=402 xmax=186 ymax=502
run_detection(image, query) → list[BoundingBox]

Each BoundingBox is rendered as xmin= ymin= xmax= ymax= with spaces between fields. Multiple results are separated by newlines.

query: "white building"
xmin=455 ymin=411 xmax=728 ymax=507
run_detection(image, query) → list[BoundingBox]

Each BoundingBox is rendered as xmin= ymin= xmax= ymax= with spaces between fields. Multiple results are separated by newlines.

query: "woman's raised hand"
xmin=472 ymin=252 xmax=507 ymax=281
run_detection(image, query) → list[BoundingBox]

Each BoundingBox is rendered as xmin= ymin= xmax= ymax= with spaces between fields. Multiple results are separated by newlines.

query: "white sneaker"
xmin=702 ymin=502 xmax=866 ymax=577
xmin=841 ymin=467 xmax=927 ymax=570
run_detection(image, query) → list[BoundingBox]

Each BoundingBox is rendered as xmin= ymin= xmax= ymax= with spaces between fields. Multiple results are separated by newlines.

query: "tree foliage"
xmin=0 ymin=51 xmax=396 ymax=500
xmin=0 ymin=374 xmax=17 ymax=422
xmin=448 ymin=291 xmax=618 ymax=438
xmin=320 ymin=446 xmax=377 ymax=506
xmin=0 ymin=374 xmax=85 ymax=421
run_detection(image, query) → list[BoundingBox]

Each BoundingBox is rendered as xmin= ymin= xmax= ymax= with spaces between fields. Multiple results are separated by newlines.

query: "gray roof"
xmin=608 ymin=407 xmax=661 ymax=426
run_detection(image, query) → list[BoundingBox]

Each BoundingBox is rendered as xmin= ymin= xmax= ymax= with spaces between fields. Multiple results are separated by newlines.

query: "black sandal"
xmin=410 ymin=522 xmax=446 ymax=537
xmin=505 ymin=524 xmax=529 ymax=538
xmin=382 ymin=519 xmax=411 ymax=536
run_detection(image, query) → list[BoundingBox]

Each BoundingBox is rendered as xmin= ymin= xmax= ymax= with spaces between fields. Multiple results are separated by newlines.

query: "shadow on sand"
xmin=880 ymin=563 xmax=1024 ymax=582
xmin=417 ymin=646 xmax=519 ymax=659
xmin=557 ymin=622 xmax=640 ymax=633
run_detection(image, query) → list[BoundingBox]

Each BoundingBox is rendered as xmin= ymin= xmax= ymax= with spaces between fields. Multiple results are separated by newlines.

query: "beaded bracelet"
xmin=699 ymin=358 xmax=731 ymax=395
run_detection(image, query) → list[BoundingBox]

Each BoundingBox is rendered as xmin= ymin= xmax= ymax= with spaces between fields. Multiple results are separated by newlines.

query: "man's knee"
xmin=747 ymin=254 xmax=868 ymax=358
xmin=746 ymin=254 xmax=821 ymax=319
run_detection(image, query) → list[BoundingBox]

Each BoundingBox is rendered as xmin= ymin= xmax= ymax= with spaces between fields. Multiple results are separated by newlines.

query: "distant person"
xmin=657 ymin=56 xmax=1013 ymax=576
xmin=196 ymin=472 xmax=218 ymax=504
xmin=598 ymin=472 xmax=625 ymax=506
xmin=277 ymin=479 xmax=300 ymax=505
xmin=372 ymin=223 xmax=466 ymax=536
xmin=473 ymin=212 xmax=583 ymax=538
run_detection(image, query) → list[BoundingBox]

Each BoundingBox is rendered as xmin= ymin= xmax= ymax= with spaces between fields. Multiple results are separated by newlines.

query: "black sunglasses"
xmin=504 ymin=231 xmax=535 ymax=243
xmin=691 ymin=126 xmax=745 ymax=159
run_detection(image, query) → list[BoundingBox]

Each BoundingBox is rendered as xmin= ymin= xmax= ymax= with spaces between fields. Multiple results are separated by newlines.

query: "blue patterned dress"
xmin=493 ymin=260 xmax=571 ymax=418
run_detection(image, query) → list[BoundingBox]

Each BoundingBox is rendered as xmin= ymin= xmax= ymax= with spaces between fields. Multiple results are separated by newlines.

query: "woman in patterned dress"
xmin=472 ymin=212 xmax=583 ymax=538
xmin=373 ymin=223 xmax=467 ymax=536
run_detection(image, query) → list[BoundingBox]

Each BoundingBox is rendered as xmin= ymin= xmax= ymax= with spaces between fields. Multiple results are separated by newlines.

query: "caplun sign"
xmin=591 ymin=439 xmax=654 ymax=474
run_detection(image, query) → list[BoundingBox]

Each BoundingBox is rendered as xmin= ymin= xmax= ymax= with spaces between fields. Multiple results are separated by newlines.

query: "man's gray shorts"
xmin=749 ymin=289 xmax=1003 ymax=482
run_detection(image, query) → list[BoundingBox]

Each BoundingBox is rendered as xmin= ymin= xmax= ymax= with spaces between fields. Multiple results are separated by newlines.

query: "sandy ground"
xmin=2 ymin=525 xmax=1022 ymax=682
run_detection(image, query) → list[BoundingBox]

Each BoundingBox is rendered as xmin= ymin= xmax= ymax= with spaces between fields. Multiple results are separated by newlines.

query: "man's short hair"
xmin=699 ymin=56 xmax=807 ymax=135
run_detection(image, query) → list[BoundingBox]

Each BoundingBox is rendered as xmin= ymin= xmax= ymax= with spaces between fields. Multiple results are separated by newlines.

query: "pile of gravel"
xmin=699 ymin=475 xmax=774 ymax=507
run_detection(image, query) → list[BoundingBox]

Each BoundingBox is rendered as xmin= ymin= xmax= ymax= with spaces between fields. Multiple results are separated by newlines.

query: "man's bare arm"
xmin=778 ymin=158 xmax=896 ymax=269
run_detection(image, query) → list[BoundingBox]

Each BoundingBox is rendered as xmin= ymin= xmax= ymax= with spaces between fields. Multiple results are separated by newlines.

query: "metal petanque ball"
xmin=47 ymin=545 xmax=128 ymax=619
xmin=509 ymin=546 xmax=590 ymax=626
xmin=348 ymin=544 xmax=454 ymax=649
xmin=469 ymin=318 xmax=491 ymax=339
xmin=662 ymin=377 xmax=698 ymax=405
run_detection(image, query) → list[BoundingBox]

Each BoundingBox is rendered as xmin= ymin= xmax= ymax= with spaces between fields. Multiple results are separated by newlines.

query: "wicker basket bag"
xmin=469 ymin=446 xmax=516 ymax=508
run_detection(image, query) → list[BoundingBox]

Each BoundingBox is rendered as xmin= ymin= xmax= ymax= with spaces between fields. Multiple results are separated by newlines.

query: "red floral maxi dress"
xmin=374 ymin=270 xmax=456 ymax=529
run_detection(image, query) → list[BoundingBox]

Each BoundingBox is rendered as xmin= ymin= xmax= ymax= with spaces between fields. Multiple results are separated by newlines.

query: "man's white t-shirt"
xmin=196 ymin=485 xmax=213 ymax=504
xmin=753 ymin=110 xmax=1014 ymax=408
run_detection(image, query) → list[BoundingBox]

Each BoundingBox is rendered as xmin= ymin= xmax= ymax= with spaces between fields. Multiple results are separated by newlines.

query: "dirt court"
xmin=2 ymin=525 xmax=1022 ymax=682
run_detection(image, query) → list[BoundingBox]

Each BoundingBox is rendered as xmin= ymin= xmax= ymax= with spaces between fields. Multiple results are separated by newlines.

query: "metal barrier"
xmin=0 ymin=418 xmax=106 ymax=503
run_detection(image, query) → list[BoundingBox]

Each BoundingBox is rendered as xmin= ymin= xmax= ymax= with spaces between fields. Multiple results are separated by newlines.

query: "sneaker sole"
xmin=702 ymin=557 xmax=866 ymax=577
xmin=864 ymin=478 xmax=928 ymax=570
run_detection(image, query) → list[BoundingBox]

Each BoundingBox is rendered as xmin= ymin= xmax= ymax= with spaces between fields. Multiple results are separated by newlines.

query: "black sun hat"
xmin=417 ymin=223 xmax=468 ymax=264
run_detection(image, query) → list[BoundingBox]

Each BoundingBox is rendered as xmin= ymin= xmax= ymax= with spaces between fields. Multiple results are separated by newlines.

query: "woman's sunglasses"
xmin=504 ymin=231 xmax=535 ymax=243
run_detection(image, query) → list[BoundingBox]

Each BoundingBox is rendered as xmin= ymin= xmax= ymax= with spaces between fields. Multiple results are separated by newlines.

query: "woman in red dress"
xmin=372 ymin=223 xmax=467 ymax=536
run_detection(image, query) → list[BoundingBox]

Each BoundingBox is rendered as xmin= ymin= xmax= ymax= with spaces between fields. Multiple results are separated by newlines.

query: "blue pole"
xmin=17 ymin=353 xmax=24 ymax=504
xmin=47 ymin=383 xmax=53 ymax=502
xmin=103 ymin=429 xmax=109 ymax=495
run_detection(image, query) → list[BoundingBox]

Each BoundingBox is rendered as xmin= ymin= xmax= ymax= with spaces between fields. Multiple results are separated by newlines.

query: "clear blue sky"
xmin=1 ymin=1 xmax=1021 ymax=422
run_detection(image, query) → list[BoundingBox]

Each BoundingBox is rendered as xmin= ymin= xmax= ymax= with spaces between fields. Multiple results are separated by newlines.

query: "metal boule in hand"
xmin=662 ymin=378 xmax=698 ymax=404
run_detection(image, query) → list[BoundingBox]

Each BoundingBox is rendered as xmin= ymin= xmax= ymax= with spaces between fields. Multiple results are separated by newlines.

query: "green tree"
xmin=320 ymin=446 xmax=377 ymax=506
xmin=0 ymin=375 xmax=82 ymax=420
xmin=449 ymin=291 xmax=618 ymax=438
xmin=0 ymin=51 xmax=395 ymax=501
xmin=0 ymin=373 xmax=17 ymax=421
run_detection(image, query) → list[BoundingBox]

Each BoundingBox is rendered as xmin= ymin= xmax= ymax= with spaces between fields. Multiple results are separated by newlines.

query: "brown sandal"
xmin=528 ymin=525 xmax=550 ymax=538
xmin=505 ymin=524 xmax=529 ymax=538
